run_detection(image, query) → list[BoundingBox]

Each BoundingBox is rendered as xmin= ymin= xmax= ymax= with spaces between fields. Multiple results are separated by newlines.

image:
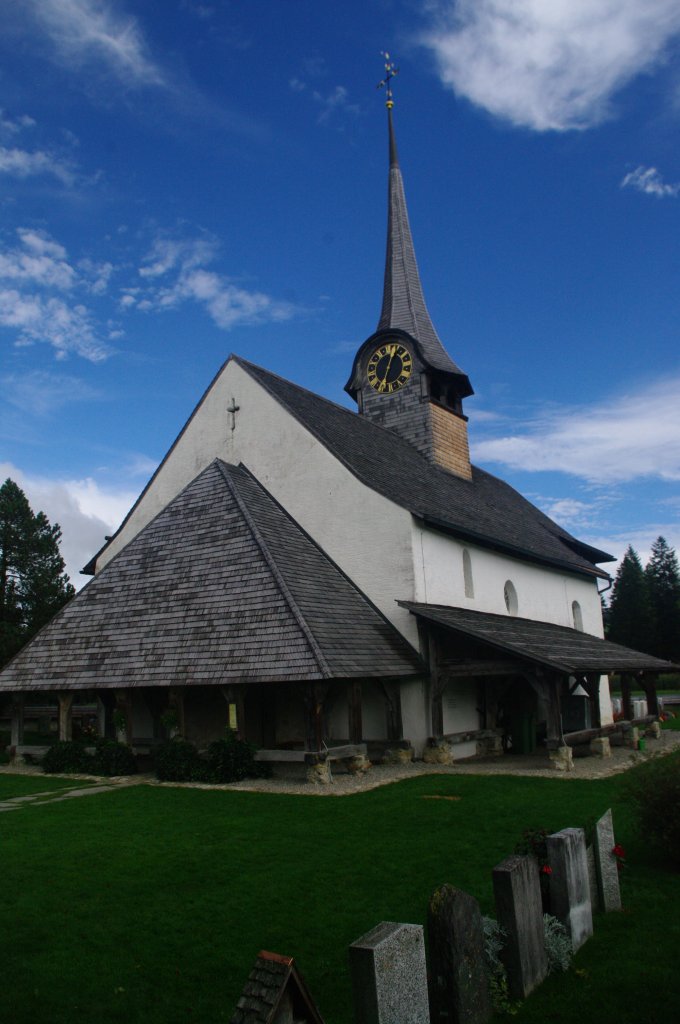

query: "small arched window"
xmin=504 ymin=580 xmax=518 ymax=616
xmin=572 ymin=600 xmax=584 ymax=632
xmin=463 ymin=549 xmax=474 ymax=598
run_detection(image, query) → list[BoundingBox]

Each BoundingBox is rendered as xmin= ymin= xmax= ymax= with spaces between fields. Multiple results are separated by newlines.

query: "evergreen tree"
xmin=644 ymin=536 xmax=680 ymax=662
xmin=0 ymin=479 xmax=75 ymax=667
xmin=607 ymin=546 xmax=654 ymax=654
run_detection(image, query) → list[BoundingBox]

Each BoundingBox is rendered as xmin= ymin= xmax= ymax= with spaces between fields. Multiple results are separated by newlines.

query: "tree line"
xmin=0 ymin=478 xmax=75 ymax=669
xmin=605 ymin=536 xmax=680 ymax=664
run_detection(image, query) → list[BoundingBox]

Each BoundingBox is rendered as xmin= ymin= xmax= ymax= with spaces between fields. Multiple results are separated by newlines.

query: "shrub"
xmin=91 ymin=739 xmax=137 ymax=777
xmin=482 ymin=916 xmax=512 ymax=1013
xmin=204 ymin=731 xmax=262 ymax=783
xmin=42 ymin=740 xmax=93 ymax=774
xmin=626 ymin=750 xmax=680 ymax=865
xmin=154 ymin=739 xmax=209 ymax=782
xmin=543 ymin=914 xmax=572 ymax=973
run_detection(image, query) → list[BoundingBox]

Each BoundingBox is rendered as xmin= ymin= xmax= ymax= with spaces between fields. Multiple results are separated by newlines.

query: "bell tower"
xmin=345 ymin=57 xmax=474 ymax=480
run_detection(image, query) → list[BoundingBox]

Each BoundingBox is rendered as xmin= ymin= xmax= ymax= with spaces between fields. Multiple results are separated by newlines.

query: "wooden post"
xmin=303 ymin=684 xmax=326 ymax=752
xmin=114 ymin=689 xmax=133 ymax=744
xmin=620 ymin=673 xmax=633 ymax=721
xmin=58 ymin=692 xmax=74 ymax=741
xmin=640 ymin=676 xmax=659 ymax=717
xmin=168 ymin=686 xmax=185 ymax=738
xmin=379 ymin=682 xmax=403 ymax=742
xmin=348 ymin=681 xmax=363 ymax=744
xmin=10 ymin=694 xmax=24 ymax=746
xmin=540 ymin=671 xmax=564 ymax=748
xmin=583 ymin=673 xmax=602 ymax=729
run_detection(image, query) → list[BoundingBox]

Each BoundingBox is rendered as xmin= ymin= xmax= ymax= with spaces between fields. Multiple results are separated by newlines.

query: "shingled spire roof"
xmin=377 ymin=107 xmax=472 ymax=394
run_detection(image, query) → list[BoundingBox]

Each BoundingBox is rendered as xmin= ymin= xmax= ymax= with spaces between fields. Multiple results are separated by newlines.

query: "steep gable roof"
xmin=0 ymin=461 xmax=422 ymax=693
xmin=237 ymin=358 xmax=614 ymax=579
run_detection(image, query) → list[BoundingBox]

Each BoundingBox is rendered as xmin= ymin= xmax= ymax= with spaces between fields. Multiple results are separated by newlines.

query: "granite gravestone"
xmin=492 ymin=854 xmax=548 ymax=999
xmin=593 ymin=809 xmax=622 ymax=912
xmin=547 ymin=828 xmax=593 ymax=951
xmin=349 ymin=922 xmax=429 ymax=1024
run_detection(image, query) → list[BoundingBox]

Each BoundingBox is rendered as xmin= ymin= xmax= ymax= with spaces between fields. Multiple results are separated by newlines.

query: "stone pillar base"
xmin=346 ymin=754 xmax=372 ymax=775
xmin=477 ymin=731 xmax=504 ymax=757
xmin=306 ymin=761 xmax=332 ymax=785
xmin=423 ymin=742 xmax=454 ymax=765
xmin=645 ymin=721 xmax=661 ymax=739
xmin=589 ymin=736 xmax=611 ymax=758
xmin=382 ymin=746 xmax=414 ymax=765
xmin=549 ymin=745 xmax=574 ymax=772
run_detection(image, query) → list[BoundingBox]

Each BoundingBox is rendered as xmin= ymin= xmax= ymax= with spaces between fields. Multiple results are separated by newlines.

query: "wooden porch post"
xmin=639 ymin=675 xmax=659 ymax=717
xmin=620 ymin=673 xmax=633 ymax=721
xmin=348 ymin=681 xmax=363 ymax=744
xmin=58 ymin=692 xmax=74 ymax=741
xmin=10 ymin=694 xmax=24 ymax=747
xmin=303 ymin=684 xmax=327 ymax=752
xmin=583 ymin=674 xmax=602 ymax=729
xmin=221 ymin=686 xmax=246 ymax=739
xmin=114 ymin=689 xmax=133 ymax=744
xmin=168 ymin=687 xmax=185 ymax=739
xmin=379 ymin=682 xmax=403 ymax=742
xmin=542 ymin=671 xmax=564 ymax=748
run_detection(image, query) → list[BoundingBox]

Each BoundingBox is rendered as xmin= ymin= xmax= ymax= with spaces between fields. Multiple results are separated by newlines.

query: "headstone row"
xmin=230 ymin=809 xmax=622 ymax=1024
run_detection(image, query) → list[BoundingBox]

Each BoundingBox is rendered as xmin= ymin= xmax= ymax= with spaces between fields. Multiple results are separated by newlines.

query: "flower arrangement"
xmin=612 ymin=843 xmax=626 ymax=871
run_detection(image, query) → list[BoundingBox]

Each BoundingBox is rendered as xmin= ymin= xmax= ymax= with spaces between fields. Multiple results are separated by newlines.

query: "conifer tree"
xmin=607 ymin=546 xmax=654 ymax=654
xmin=0 ymin=479 xmax=75 ymax=667
xmin=644 ymin=536 xmax=680 ymax=662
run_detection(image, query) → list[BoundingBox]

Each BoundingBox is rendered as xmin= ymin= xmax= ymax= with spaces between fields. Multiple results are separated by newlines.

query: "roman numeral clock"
xmin=366 ymin=340 xmax=413 ymax=394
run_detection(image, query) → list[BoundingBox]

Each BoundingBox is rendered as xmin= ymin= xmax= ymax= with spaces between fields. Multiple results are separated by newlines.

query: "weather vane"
xmin=377 ymin=51 xmax=399 ymax=108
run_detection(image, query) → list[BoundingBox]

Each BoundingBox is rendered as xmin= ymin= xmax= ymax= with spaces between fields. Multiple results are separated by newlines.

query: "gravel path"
xmin=2 ymin=730 xmax=678 ymax=799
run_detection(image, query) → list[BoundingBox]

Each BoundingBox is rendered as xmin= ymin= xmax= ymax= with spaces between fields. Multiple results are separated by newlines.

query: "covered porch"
xmin=400 ymin=602 xmax=675 ymax=770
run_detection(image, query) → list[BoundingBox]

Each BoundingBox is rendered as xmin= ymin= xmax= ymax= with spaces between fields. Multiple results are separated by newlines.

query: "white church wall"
xmin=412 ymin=525 xmax=605 ymax=634
xmin=400 ymin=677 xmax=430 ymax=755
xmin=98 ymin=358 xmax=420 ymax=647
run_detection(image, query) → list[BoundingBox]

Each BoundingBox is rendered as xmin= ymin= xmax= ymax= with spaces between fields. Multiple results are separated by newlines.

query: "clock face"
xmin=366 ymin=341 xmax=413 ymax=394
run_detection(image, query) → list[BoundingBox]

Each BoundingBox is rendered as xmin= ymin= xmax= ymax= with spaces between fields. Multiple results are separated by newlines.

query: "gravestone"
xmin=593 ymin=808 xmax=622 ymax=912
xmin=547 ymin=828 xmax=593 ymax=951
xmin=427 ymin=884 xmax=491 ymax=1024
xmin=349 ymin=922 xmax=429 ymax=1024
xmin=492 ymin=855 xmax=548 ymax=999
xmin=230 ymin=950 xmax=325 ymax=1024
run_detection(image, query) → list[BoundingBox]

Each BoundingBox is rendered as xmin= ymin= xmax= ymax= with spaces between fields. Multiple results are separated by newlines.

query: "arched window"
xmin=463 ymin=548 xmax=474 ymax=598
xmin=572 ymin=600 xmax=584 ymax=632
xmin=504 ymin=580 xmax=518 ymax=616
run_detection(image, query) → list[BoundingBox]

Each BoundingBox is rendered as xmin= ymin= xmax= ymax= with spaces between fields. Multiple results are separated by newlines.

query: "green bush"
xmin=42 ymin=740 xmax=93 ymax=774
xmin=204 ymin=731 xmax=263 ymax=782
xmin=626 ymin=751 xmax=680 ymax=865
xmin=91 ymin=739 xmax=137 ymax=777
xmin=154 ymin=739 xmax=209 ymax=782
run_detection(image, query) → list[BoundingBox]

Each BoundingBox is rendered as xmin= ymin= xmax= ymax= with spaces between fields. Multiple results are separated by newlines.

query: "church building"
xmin=0 ymin=95 xmax=670 ymax=773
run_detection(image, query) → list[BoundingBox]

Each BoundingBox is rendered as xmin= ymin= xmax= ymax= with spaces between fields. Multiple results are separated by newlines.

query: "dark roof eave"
xmin=417 ymin=514 xmax=612 ymax=581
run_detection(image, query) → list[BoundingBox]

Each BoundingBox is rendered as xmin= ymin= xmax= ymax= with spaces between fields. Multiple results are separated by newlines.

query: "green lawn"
xmin=1 ymin=763 xmax=678 ymax=1024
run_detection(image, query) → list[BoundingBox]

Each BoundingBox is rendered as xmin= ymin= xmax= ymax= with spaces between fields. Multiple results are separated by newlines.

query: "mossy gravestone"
xmin=427 ymin=884 xmax=491 ymax=1024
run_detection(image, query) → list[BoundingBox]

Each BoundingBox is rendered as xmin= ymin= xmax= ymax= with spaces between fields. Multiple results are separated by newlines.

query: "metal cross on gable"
xmin=227 ymin=396 xmax=240 ymax=431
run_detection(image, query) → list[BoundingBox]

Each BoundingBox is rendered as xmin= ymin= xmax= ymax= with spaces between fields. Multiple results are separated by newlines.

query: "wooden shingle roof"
xmin=238 ymin=359 xmax=614 ymax=580
xmin=400 ymin=602 xmax=675 ymax=675
xmin=0 ymin=461 xmax=422 ymax=693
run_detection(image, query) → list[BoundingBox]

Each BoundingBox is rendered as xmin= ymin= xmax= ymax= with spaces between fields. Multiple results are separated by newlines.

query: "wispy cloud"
xmin=0 ymin=146 xmax=76 ymax=185
xmin=0 ymin=228 xmax=111 ymax=361
xmin=474 ymin=373 xmax=680 ymax=483
xmin=419 ymin=0 xmax=680 ymax=131
xmin=312 ymin=85 xmax=360 ymax=125
xmin=0 ymin=111 xmax=36 ymax=135
xmin=27 ymin=0 xmax=165 ymax=87
xmin=123 ymin=233 xmax=296 ymax=330
xmin=621 ymin=165 xmax=680 ymax=198
xmin=0 ymin=370 xmax=99 ymax=415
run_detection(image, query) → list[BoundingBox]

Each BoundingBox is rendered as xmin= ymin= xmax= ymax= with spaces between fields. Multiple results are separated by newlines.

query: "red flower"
xmin=540 ymin=864 xmax=553 ymax=874
xmin=612 ymin=844 xmax=626 ymax=858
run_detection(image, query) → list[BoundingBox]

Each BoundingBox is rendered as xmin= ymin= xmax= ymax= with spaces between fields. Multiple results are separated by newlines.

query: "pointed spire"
xmin=378 ymin=103 xmax=471 ymax=388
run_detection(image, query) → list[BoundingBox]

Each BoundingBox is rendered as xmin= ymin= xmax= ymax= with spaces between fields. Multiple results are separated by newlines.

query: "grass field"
xmin=2 ymin=761 xmax=678 ymax=1024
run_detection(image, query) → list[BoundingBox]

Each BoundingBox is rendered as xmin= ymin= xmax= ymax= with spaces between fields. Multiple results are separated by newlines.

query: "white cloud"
xmin=312 ymin=85 xmax=360 ymax=124
xmin=0 ymin=146 xmax=76 ymax=185
xmin=621 ymin=165 xmax=680 ymax=197
xmin=0 ymin=462 xmax=138 ymax=589
xmin=420 ymin=0 xmax=680 ymax=131
xmin=28 ymin=0 xmax=165 ymax=87
xmin=127 ymin=234 xmax=296 ymax=330
xmin=474 ymin=373 xmax=680 ymax=483
xmin=0 ymin=371 xmax=99 ymax=415
xmin=0 ymin=111 xmax=36 ymax=135
xmin=0 ymin=229 xmax=111 ymax=360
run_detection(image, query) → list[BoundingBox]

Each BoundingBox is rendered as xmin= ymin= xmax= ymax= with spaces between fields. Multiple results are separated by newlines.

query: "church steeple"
xmin=345 ymin=61 xmax=474 ymax=480
xmin=378 ymin=107 xmax=470 ymax=388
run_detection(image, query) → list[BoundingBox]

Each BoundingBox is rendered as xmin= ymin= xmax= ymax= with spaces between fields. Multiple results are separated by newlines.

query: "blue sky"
xmin=1 ymin=0 xmax=679 ymax=589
